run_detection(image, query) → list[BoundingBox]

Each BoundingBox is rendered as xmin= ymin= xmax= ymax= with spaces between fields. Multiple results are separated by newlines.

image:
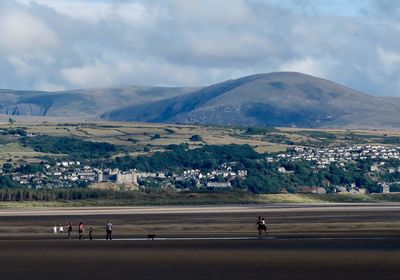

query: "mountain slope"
xmin=1 ymin=72 xmax=400 ymax=129
xmin=0 ymin=86 xmax=196 ymax=118
xmin=102 ymin=72 xmax=400 ymax=128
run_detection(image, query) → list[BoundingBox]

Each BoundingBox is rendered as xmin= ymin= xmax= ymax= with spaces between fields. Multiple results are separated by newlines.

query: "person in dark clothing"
xmin=89 ymin=227 xmax=94 ymax=240
xmin=261 ymin=217 xmax=267 ymax=234
xmin=256 ymin=216 xmax=267 ymax=234
xmin=256 ymin=216 xmax=262 ymax=234
xmin=106 ymin=221 xmax=112 ymax=240
xmin=67 ymin=222 xmax=72 ymax=240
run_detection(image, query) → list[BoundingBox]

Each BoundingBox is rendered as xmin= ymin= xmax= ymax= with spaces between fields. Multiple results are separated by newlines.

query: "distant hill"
xmin=0 ymin=86 xmax=196 ymax=118
xmin=1 ymin=72 xmax=400 ymax=129
xmin=102 ymin=72 xmax=400 ymax=129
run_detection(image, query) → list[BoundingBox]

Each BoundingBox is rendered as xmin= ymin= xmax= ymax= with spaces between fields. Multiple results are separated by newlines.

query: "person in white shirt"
xmin=59 ymin=225 xmax=64 ymax=234
xmin=53 ymin=225 xmax=58 ymax=234
xmin=106 ymin=221 xmax=112 ymax=240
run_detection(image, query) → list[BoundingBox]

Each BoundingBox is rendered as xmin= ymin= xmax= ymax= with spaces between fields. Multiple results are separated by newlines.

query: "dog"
xmin=147 ymin=234 xmax=156 ymax=240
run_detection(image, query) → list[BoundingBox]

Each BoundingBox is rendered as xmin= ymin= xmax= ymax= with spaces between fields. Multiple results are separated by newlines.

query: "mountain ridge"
xmin=0 ymin=86 xmax=197 ymax=118
xmin=1 ymin=72 xmax=399 ymax=129
xmin=102 ymin=72 xmax=400 ymax=129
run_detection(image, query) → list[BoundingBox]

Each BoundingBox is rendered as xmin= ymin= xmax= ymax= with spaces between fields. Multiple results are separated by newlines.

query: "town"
xmin=269 ymin=144 xmax=400 ymax=194
xmin=2 ymin=143 xmax=399 ymax=194
xmin=8 ymin=160 xmax=248 ymax=191
xmin=271 ymin=145 xmax=400 ymax=167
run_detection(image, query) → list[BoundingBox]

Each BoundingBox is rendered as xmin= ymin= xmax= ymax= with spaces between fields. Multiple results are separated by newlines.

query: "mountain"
xmin=1 ymin=72 xmax=400 ymax=129
xmin=102 ymin=72 xmax=400 ymax=129
xmin=0 ymin=86 xmax=196 ymax=118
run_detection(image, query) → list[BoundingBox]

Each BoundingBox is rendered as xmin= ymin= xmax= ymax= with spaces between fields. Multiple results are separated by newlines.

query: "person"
xmin=256 ymin=216 xmax=267 ymax=235
xmin=53 ymin=225 xmax=58 ymax=234
xmin=78 ymin=222 xmax=84 ymax=240
xmin=106 ymin=221 xmax=112 ymax=240
xmin=67 ymin=222 xmax=72 ymax=240
xmin=59 ymin=224 xmax=64 ymax=234
xmin=89 ymin=228 xmax=94 ymax=240
xmin=255 ymin=217 xmax=261 ymax=234
xmin=261 ymin=217 xmax=268 ymax=234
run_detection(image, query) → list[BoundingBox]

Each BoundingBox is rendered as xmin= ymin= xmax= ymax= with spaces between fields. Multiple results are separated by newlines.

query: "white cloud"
xmin=0 ymin=9 xmax=57 ymax=52
xmin=279 ymin=57 xmax=328 ymax=78
xmin=186 ymin=32 xmax=274 ymax=66
xmin=61 ymin=62 xmax=116 ymax=88
xmin=0 ymin=0 xmax=399 ymax=97
xmin=377 ymin=46 xmax=400 ymax=73
xmin=35 ymin=80 xmax=66 ymax=92
xmin=16 ymin=0 xmax=168 ymax=27
xmin=170 ymin=0 xmax=253 ymax=24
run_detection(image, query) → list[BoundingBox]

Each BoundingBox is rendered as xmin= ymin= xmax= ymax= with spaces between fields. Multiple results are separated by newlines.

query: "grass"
xmin=0 ymin=142 xmax=53 ymax=163
xmin=3 ymin=120 xmax=400 ymax=163
xmin=253 ymin=194 xmax=327 ymax=203
xmin=1 ymin=193 xmax=400 ymax=208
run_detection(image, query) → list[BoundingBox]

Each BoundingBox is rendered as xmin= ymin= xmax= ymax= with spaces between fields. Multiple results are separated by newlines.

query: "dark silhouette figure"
xmin=106 ymin=221 xmax=112 ymax=240
xmin=67 ymin=222 xmax=72 ymax=240
xmin=256 ymin=216 xmax=267 ymax=235
xmin=89 ymin=228 xmax=93 ymax=240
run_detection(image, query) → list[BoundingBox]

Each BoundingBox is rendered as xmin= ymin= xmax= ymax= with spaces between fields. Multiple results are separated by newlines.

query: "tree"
xmin=2 ymin=162 xmax=13 ymax=173
xmin=189 ymin=135 xmax=203 ymax=142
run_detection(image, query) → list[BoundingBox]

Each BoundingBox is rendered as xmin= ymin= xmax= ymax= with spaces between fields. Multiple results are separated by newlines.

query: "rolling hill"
xmin=0 ymin=86 xmax=196 ymax=118
xmin=1 ymin=72 xmax=400 ymax=129
xmin=102 ymin=72 xmax=400 ymax=129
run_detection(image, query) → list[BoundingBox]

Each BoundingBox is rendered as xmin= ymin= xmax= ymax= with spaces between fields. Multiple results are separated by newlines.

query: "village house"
xmin=206 ymin=182 xmax=232 ymax=188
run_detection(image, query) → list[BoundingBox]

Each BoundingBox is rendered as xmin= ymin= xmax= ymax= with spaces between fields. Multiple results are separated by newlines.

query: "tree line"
xmin=0 ymin=188 xmax=124 ymax=201
xmin=102 ymin=144 xmax=261 ymax=172
xmin=20 ymin=135 xmax=117 ymax=160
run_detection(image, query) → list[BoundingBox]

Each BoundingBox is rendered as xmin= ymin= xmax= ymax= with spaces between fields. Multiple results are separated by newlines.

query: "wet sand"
xmin=1 ymin=239 xmax=400 ymax=280
xmin=1 ymin=204 xmax=400 ymax=279
xmin=1 ymin=204 xmax=400 ymax=239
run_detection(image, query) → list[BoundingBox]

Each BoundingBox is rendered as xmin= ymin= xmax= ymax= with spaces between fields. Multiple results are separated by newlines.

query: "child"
xmin=89 ymin=227 xmax=94 ymax=240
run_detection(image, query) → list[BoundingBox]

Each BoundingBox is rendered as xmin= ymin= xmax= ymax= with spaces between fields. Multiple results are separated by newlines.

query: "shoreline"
xmin=1 ymin=202 xmax=400 ymax=216
xmin=1 ymin=193 xmax=400 ymax=208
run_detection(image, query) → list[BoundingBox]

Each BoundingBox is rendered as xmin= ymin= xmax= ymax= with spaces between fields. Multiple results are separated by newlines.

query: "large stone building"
xmin=116 ymin=171 xmax=138 ymax=185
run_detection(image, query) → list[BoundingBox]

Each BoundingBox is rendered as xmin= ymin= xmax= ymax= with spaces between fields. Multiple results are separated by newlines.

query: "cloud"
xmin=368 ymin=0 xmax=400 ymax=19
xmin=279 ymin=57 xmax=328 ymax=78
xmin=16 ymin=0 xmax=169 ymax=26
xmin=0 ymin=0 xmax=398 ymax=97
xmin=170 ymin=0 xmax=253 ymax=25
xmin=61 ymin=62 xmax=116 ymax=88
xmin=0 ymin=8 xmax=57 ymax=52
xmin=377 ymin=46 xmax=400 ymax=73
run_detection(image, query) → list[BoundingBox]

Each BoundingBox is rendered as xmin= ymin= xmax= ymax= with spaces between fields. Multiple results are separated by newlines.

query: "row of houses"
xmin=270 ymin=145 xmax=400 ymax=169
xmin=98 ymin=166 xmax=247 ymax=189
xmin=9 ymin=161 xmax=247 ymax=190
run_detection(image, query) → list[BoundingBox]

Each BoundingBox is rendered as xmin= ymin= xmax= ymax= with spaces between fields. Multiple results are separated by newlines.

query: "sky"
xmin=0 ymin=0 xmax=400 ymax=96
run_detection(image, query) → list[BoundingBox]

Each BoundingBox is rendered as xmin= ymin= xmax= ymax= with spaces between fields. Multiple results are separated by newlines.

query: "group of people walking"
xmin=52 ymin=221 xmax=112 ymax=240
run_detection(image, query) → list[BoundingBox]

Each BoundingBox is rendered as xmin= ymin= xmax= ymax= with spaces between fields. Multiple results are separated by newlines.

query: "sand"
xmin=1 ymin=204 xmax=400 ymax=279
